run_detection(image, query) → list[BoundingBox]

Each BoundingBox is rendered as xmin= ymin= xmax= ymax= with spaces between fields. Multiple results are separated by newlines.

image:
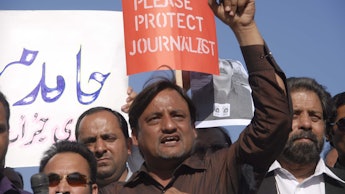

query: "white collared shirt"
xmin=269 ymin=159 xmax=345 ymax=194
xmin=125 ymin=162 xmax=133 ymax=181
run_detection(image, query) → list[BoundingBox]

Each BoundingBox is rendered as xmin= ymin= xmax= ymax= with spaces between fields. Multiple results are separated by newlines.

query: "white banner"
xmin=0 ymin=11 xmax=128 ymax=167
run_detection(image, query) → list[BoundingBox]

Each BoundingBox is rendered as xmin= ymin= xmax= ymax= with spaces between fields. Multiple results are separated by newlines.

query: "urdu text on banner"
xmin=0 ymin=11 xmax=128 ymax=168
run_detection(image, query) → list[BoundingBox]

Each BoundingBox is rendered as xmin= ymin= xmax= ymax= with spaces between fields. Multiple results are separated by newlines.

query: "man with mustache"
xmin=75 ymin=107 xmax=134 ymax=194
xmin=257 ymin=77 xmax=345 ymax=194
xmin=39 ymin=140 xmax=98 ymax=194
xmin=113 ymin=0 xmax=293 ymax=193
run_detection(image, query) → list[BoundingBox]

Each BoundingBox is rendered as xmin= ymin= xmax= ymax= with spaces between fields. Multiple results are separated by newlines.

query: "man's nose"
xmin=161 ymin=116 xmax=177 ymax=133
xmin=298 ymin=113 xmax=312 ymax=130
xmin=94 ymin=139 xmax=107 ymax=156
xmin=55 ymin=178 xmax=70 ymax=194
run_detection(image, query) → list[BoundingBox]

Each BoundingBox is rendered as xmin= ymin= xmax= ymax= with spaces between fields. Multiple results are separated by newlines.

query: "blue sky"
xmin=2 ymin=0 xmax=344 ymax=95
xmin=1 ymin=0 xmax=345 ymax=192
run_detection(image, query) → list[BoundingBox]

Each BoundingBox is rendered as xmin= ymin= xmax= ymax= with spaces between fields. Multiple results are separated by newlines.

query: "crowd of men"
xmin=1 ymin=0 xmax=344 ymax=194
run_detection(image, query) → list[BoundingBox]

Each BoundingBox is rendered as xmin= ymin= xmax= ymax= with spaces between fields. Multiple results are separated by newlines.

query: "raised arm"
xmin=208 ymin=1 xmax=292 ymax=191
xmin=208 ymin=0 xmax=286 ymax=94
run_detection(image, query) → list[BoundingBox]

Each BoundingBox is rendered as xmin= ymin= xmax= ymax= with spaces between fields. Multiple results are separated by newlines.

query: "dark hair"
xmin=328 ymin=92 xmax=345 ymax=147
xmin=39 ymin=140 xmax=97 ymax=184
xmin=287 ymin=77 xmax=335 ymax=133
xmin=75 ymin=106 xmax=129 ymax=139
xmin=195 ymin=127 xmax=232 ymax=152
xmin=332 ymin=92 xmax=345 ymax=109
xmin=330 ymin=91 xmax=345 ymax=125
xmin=129 ymin=80 xmax=196 ymax=135
xmin=0 ymin=91 xmax=10 ymax=129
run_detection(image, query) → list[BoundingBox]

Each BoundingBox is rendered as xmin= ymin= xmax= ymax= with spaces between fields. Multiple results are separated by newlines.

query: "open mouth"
xmin=160 ymin=136 xmax=180 ymax=144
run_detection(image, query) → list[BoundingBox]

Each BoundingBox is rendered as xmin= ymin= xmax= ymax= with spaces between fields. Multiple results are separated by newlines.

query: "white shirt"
xmin=125 ymin=163 xmax=133 ymax=181
xmin=269 ymin=159 xmax=345 ymax=194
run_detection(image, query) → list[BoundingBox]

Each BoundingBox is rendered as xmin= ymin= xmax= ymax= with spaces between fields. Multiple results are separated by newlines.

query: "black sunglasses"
xmin=47 ymin=172 xmax=91 ymax=187
xmin=331 ymin=117 xmax=345 ymax=131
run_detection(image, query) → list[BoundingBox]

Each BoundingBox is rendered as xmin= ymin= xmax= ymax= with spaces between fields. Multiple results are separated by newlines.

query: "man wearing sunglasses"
xmin=39 ymin=140 xmax=98 ymax=194
xmin=328 ymin=92 xmax=345 ymax=170
xmin=257 ymin=78 xmax=345 ymax=194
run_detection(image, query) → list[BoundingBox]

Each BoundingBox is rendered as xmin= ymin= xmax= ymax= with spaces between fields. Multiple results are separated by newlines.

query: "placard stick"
xmin=175 ymin=70 xmax=183 ymax=88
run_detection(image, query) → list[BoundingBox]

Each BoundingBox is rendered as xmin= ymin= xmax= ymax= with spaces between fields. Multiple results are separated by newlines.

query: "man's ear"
xmin=131 ymin=130 xmax=139 ymax=146
xmin=325 ymin=122 xmax=334 ymax=142
xmin=91 ymin=183 xmax=98 ymax=194
xmin=127 ymin=137 xmax=133 ymax=155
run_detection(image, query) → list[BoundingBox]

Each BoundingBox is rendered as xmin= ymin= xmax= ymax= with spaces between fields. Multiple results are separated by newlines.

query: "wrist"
xmin=232 ymin=22 xmax=264 ymax=46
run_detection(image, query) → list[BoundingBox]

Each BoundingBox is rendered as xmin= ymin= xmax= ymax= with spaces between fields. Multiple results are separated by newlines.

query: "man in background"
xmin=39 ymin=140 xmax=98 ymax=194
xmin=0 ymin=91 xmax=31 ymax=194
xmin=257 ymin=77 xmax=345 ymax=194
xmin=75 ymin=107 xmax=134 ymax=193
xmin=327 ymin=92 xmax=345 ymax=169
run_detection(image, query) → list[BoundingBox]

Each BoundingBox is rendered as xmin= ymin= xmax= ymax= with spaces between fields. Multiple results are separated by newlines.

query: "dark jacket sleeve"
xmin=230 ymin=43 xmax=292 ymax=192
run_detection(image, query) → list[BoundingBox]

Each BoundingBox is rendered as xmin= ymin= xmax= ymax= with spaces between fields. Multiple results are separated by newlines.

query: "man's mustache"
xmin=289 ymin=131 xmax=318 ymax=143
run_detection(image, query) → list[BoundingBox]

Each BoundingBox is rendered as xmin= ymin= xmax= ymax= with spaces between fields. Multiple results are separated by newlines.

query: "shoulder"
xmin=0 ymin=176 xmax=32 ymax=194
xmin=99 ymin=181 xmax=124 ymax=194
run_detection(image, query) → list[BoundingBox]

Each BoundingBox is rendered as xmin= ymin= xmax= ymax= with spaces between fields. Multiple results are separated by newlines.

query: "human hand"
xmin=121 ymin=87 xmax=137 ymax=113
xmin=208 ymin=0 xmax=262 ymax=46
xmin=208 ymin=0 xmax=255 ymax=28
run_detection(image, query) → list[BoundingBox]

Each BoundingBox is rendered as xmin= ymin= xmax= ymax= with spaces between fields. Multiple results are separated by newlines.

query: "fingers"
xmin=225 ymin=0 xmax=249 ymax=16
xmin=127 ymin=88 xmax=137 ymax=103
xmin=222 ymin=0 xmax=235 ymax=15
xmin=121 ymin=104 xmax=130 ymax=113
xmin=127 ymin=86 xmax=133 ymax=95
xmin=209 ymin=0 xmax=249 ymax=16
xmin=121 ymin=87 xmax=137 ymax=113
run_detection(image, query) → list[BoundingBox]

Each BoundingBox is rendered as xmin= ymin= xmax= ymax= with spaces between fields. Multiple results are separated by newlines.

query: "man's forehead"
xmin=291 ymin=91 xmax=322 ymax=106
xmin=146 ymin=91 xmax=189 ymax=111
xmin=47 ymin=152 xmax=89 ymax=170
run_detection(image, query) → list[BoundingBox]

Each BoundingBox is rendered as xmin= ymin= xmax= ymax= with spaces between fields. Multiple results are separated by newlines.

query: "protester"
xmin=39 ymin=140 xmax=98 ymax=194
xmin=112 ymin=0 xmax=292 ymax=193
xmin=257 ymin=77 xmax=345 ymax=194
xmin=328 ymin=92 xmax=345 ymax=169
xmin=0 ymin=91 xmax=31 ymax=194
xmin=75 ymin=107 xmax=134 ymax=193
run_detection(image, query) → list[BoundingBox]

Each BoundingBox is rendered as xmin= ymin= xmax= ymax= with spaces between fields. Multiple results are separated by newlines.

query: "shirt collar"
xmin=125 ymin=163 xmax=133 ymax=181
xmin=269 ymin=159 xmax=345 ymax=183
xmin=124 ymin=151 xmax=208 ymax=186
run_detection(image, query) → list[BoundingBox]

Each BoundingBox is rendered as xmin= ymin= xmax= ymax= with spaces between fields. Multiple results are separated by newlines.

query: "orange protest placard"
xmin=122 ymin=0 xmax=219 ymax=75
